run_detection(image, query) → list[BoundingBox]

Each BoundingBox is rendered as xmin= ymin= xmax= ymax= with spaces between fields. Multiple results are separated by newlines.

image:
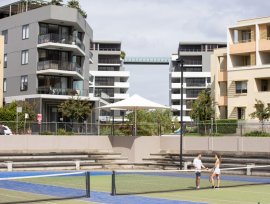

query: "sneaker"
xmin=196 ymin=186 xmax=200 ymax=189
xmin=215 ymin=186 xmax=220 ymax=189
xmin=212 ymin=186 xmax=215 ymax=189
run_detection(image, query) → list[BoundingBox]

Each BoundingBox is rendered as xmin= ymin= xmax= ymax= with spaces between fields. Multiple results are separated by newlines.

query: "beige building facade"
xmin=212 ymin=17 xmax=270 ymax=121
xmin=0 ymin=36 xmax=3 ymax=108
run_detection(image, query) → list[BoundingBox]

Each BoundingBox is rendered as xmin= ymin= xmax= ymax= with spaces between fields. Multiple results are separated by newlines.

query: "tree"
xmin=190 ymin=90 xmax=214 ymax=122
xmin=120 ymin=51 xmax=126 ymax=60
xmin=126 ymin=109 xmax=173 ymax=136
xmin=67 ymin=0 xmax=87 ymax=18
xmin=49 ymin=0 xmax=63 ymax=6
xmin=58 ymin=96 xmax=92 ymax=123
xmin=0 ymin=101 xmax=37 ymax=133
xmin=250 ymin=99 xmax=270 ymax=132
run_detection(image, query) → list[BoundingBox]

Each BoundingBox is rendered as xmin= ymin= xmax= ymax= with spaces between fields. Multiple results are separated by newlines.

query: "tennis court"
xmin=0 ymin=169 xmax=269 ymax=204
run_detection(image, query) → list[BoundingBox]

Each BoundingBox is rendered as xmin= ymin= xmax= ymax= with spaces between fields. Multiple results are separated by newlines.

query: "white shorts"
xmin=214 ymin=168 xmax=221 ymax=175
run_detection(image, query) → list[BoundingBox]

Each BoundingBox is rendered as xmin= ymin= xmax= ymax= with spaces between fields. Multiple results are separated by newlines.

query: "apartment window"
xmin=235 ymin=81 xmax=247 ymax=94
xmin=261 ymin=79 xmax=268 ymax=91
xmin=237 ymin=107 xmax=245 ymax=120
xmin=20 ymin=75 xmax=28 ymax=91
xmin=21 ymin=50 xmax=29 ymax=65
xmin=22 ymin=24 xmax=29 ymax=39
xmin=242 ymin=30 xmax=251 ymax=42
xmin=2 ymin=30 xmax=8 ymax=44
xmin=243 ymin=56 xmax=250 ymax=66
xmin=207 ymin=77 xmax=211 ymax=83
xmin=3 ymin=78 xmax=6 ymax=92
xmin=4 ymin=54 xmax=7 ymax=68
xmin=186 ymin=78 xmax=205 ymax=87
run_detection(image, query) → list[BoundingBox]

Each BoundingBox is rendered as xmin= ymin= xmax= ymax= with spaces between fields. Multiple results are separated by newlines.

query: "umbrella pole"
xmin=134 ymin=109 xmax=137 ymax=136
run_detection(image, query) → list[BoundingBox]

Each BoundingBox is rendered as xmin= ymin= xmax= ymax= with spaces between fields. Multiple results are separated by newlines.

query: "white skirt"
xmin=214 ymin=168 xmax=221 ymax=175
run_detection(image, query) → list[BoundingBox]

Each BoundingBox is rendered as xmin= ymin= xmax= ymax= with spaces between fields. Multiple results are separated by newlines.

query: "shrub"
xmin=40 ymin=131 xmax=53 ymax=135
xmin=244 ymin=131 xmax=270 ymax=137
xmin=57 ymin=128 xmax=74 ymax=135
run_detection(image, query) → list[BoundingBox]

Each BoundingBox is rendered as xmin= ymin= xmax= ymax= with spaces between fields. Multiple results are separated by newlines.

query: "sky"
xmin=1 ymin=0 xmax=270 ymax=105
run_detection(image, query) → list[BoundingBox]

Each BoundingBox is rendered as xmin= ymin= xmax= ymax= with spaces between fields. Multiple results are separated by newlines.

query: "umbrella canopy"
xmin=100 ymin=94 xmax=169 ymax=110
xmin=99 ymin=94 xmax=170 ymax=136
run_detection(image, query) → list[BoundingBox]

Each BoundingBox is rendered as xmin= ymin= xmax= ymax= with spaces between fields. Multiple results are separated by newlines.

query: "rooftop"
xmin=0 ymin=0 xmax=48 ymax=19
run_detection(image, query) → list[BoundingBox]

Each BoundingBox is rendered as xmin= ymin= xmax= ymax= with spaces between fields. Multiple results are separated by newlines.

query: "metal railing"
xmin=99 ymin=48 xmax=121 ymax=51
xmin=37 ymin=87 xmax=87 ymax=96
xmin=37 ymin=60 xmax=82 ymax=75
xmin=38 ymin=33 xmax=85 ymax=51
xmin=186 ymin=83 xmax=206 ymax=87
xmin=1 ymin=121 xmax=270 ymax=137
xmin=98 ymin=59 xmax=121 ymax=64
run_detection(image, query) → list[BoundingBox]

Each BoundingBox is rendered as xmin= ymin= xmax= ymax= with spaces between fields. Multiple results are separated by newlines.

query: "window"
xmin=242 ymin=30 xmax=251 ymax=42
xmin=237 ymin=107 xmax=245 ymax=120
xmin=4 ymin=54 xmax=7 ymax=68
xmin=21 ymin=50 xmax=29 ymax=65
xmin=3 ymin=78 xmax=6 ymax=92
xmin=261 ymin=79 xmax=268 ymax=92
xmin=20 ymin=75 xmax=28 ymax=91
xmin=22 ymin=24 xmax=29 ymax=39
xmin=207 ymin=77 xmax=211 ymax=83
xmin=235 ymin=81 xmax=247 ymax=94
xmin=2 ymin=30 xmax=8 ymax=44
xmin=186 ymin=78 xmax=205 ymax=87
xmin=243 ymin=56 xmax=250 ymax=66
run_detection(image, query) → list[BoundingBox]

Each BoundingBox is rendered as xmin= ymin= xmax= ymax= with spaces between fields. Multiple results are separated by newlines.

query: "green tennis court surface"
xmin=0 ymin=171 xmax=269 ymax=204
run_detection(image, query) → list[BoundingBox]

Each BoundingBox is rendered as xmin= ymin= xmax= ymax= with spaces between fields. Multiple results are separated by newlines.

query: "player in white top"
xmin=193 ymin=154 xmax=207 ymax=189
xmin=210 ymin=154 xmax=221 ymax=189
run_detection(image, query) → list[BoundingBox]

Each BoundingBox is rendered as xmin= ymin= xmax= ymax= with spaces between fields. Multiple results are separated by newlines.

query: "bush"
xmin=198 ymin=119 xmax=237 ymax=135
xmin=40 ymin=131 xmax=53 ymax=135
xmin=57 ymin=128 xmax=74 ymax=135
xmin=244 ymin=131 xmax=270 ymax=137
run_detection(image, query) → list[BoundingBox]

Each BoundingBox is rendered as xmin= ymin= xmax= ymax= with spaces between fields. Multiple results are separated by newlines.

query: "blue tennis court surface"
xmin=0 ymin=179 xmax=205 ymax=204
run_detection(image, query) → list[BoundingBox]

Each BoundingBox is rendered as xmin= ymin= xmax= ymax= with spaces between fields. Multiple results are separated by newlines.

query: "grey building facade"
xmin=170 ymin=42 xmax=226 ymax=122
xmin=0 ymin=2 xmax=93 ymax=122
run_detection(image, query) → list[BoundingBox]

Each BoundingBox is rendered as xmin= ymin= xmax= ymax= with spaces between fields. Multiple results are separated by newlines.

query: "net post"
xmin=246 ymin=163 xmax=255 ymax=176
xmin=111 ymin=170 xmax=116 ymax=196
xmin=85 ymin=171 xmax=90 ymax=198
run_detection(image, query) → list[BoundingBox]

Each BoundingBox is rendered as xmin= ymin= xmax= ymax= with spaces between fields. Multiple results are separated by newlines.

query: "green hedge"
xmin=198 ymin=119 xmax=237 ymax=135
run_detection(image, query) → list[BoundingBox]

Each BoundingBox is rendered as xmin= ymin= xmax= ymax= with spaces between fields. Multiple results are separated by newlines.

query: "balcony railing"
xmin=186 ymin=83 xmax=206 ymax=87
xmin=98 ymin=59 xmax=121 ymax=64
xmin=37 ymin=60 xmax=83 ymax=75
xmin=99 ymin=48 xmax=121 ymax=51
xmin=183 ymin=60 xmax=202 ymax=65
xmin=95 ymin=82 xmax=114 ymax=86
xmin=37 ymin=87 xmax=88 ymax=96
xmin=38 ymin=33 xmax=85 ymax=51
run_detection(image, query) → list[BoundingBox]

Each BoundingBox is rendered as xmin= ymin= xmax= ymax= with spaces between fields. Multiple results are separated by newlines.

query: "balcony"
xmin=259 ymin=38 xmax=270 ymax=52
xmin=114 ymin=82 xmax=130 ymax=88
xmin=37 ymin=87 xmax=87 ymax=96
xmin=90 ymin=71 xmax=130 ymax=77
xmin=114 ymin=93 xmax=129 ymax=99
xmin=37 ymin=60 xmax=83 ymax=79
xmin=98 ymin=59 xmax=121 ymax=65
xmin=38 ymin=33 xmax=85 ymax=55
xmin=230 ymin=40 xmax=256 ymax=55
xmin=186 ymin=83 xmax=205 ymax=87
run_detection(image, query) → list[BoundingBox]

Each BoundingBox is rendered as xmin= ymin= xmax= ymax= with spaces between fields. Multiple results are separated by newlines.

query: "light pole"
xmin=176 ymin=51 xmax=184 ymax=170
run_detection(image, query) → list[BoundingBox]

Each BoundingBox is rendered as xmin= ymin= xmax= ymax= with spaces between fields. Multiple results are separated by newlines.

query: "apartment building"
xmin=0 ymin=36 xmax=3 ymax=107
xmin=211 ymin=48 xmax=228 ymax=119
xmin=0 ymin=1 xmax=93 ymax=122
xmin=90 ymin=41 xmax=129 ymax=121
xmin=170 ymin=42 xmax=226 ymax=122
xmin=212 ymin=17 xmax=270 ymax=121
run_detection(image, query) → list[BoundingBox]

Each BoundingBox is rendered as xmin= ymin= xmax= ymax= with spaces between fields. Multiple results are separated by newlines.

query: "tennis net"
xmin=0 ymin=171 xmax=90 ymax=204
xmin=111 ymin=165 xmax=270 ymax=195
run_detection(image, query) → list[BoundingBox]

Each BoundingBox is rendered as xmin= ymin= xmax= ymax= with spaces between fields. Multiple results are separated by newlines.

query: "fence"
xmin=1 ymin=120 xmax=270 ymax=137
xmin=0 ymin=121 xmax=166 ymax=136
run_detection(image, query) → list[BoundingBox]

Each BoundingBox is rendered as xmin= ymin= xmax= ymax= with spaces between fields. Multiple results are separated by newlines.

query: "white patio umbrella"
xmin=99 ymin=94 xmax=170 ymax=136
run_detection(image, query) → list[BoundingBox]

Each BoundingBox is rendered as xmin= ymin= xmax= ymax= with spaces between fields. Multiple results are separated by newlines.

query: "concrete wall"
xmin=0 ymin=135 xmax=270 ymax=161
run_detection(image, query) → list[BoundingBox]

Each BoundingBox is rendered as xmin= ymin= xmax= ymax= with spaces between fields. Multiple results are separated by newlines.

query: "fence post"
xmin=111 ymin=171 xmax=116 ymax=196
xmin=246 ymin=163 xmax=255 ymax=176
xmin=85 ymin=172 xmax=90 ymax=198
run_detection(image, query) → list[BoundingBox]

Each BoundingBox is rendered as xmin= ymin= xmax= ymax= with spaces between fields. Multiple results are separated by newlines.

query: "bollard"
xmin=246 ymin=163 xmax=255 ymax=176
xmin=5 ymin=161 xmax=13 ymax=172
xmin=75 ymin=160 xmax=81 ymax=170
